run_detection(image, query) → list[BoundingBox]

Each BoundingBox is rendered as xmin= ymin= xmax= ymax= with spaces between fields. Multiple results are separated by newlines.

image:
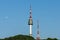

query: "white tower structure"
xmin=28 ymin=5 xmax=33 ymax=36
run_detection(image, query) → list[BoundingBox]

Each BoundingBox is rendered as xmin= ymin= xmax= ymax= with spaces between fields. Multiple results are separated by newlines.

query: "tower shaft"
xmin=30 ymin=25 xmax=32 ymax=36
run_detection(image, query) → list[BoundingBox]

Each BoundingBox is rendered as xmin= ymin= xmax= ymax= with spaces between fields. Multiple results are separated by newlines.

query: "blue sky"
xmin=0 ymin=0 xmax=60 ymax=39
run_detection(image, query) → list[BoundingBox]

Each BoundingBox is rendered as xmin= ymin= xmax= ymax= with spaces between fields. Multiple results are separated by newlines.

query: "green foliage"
xmin=53 ymin=38 xmax=58 ymax=40
xmin=47 ymin=38 xmax=58 ymax=40
xmin=0 ymin=35 xmax=35 ymax=40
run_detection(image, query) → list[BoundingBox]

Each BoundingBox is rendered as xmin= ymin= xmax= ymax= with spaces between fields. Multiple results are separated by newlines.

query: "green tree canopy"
xmin=0 ymin=34 xmax=35 ymax=40
xmin=47 ymin=38 xmax=58 ymax=40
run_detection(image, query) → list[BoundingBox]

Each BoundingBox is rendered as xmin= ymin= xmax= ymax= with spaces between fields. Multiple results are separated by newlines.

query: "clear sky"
xmin=0 ymin=0 xmax=60 ymax=39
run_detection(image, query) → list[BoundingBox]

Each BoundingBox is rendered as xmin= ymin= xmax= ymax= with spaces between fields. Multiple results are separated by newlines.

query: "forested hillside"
xmin=0 ymin=35 xmax=35 ymax=40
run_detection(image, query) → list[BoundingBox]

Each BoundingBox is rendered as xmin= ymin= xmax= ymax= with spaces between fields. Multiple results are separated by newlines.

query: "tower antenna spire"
xmin=30 ymin=4 xmax=32 ymax=18
xmin=36 ymin=20 xmax=40 ymax=40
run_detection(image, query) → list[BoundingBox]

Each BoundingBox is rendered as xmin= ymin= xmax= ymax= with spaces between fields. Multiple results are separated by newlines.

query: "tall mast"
xmin=36 ymin=20 xmax=40 ymax=40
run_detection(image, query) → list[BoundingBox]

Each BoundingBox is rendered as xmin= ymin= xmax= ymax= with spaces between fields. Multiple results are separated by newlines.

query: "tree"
xmin=47 ymin=38 xmax=58 ymax=40
xmin=47 ymin=38 xmax=52 ymax=40
xmin=53 ymin=38 xmax=58 ymax=40
xmin=3 ymin=34 xmax=35 ymax=40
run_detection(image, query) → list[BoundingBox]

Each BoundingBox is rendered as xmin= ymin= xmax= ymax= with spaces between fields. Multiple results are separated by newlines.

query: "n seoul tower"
xmin=28 ymin=5 xmax=33 ymax=36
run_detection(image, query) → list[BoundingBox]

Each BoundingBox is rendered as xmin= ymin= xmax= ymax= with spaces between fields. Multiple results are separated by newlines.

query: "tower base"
xmin=29 ymin=34 xmax=32 ymax=36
